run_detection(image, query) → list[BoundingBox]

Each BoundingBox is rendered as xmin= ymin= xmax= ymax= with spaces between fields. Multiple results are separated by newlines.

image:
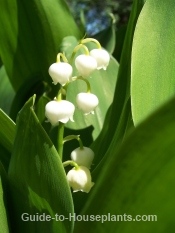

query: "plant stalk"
xmin=57 ymin=122 xmax=64 ymax=159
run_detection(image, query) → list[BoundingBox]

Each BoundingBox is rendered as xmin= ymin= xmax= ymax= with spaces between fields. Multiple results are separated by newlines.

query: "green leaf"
xmin=0 ymin=57 xmax=2 ymax=67
xmin=0 ymin=0 xmax=82 ymax=91
xmin=0 ymin=108 xmax=15 ymax=170
xmin=0 ymin=66 xmax=15 ymax=115
xmin=131 ymin=0 xmax=175 ymax=125
xmin=0 ymin=145 xmax=11 ymax=172
xmin=75 ymin=95 xmax=175 ymax=233
xmin=90 ymin=0 xmax=144 ymax=164
xmin=113 ymin=25 xmax=127 ymax=62
xmin=0 ymin=163 xmax=9 ymax=233
xmin=0 ymin=109 xmax=15 ymax=153
xmin=8 ymin=95 xmax=74 ymax=233
xmin=35 ymin=95 xmax=50 ymax=124
xmin=35 ymin=95 xmax=51 ymax=134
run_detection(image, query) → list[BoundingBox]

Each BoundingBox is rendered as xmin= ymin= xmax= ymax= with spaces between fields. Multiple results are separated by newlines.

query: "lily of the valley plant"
xmin=46 ymin=38 xmax=110 ymax=193
xmin=0 ymin=0 xmax=175 ymax=232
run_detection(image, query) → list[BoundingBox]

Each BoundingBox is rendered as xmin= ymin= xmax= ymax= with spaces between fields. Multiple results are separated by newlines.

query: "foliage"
xmin=0 ymin=0 xmax=175 ymax=232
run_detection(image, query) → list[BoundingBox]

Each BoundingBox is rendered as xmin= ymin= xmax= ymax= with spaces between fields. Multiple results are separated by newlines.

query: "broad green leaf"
xmin=75 ymin=96 xmax=175 ymax=233
xmin=0 ymin=0 xmax=82 ymax=91
xmin=0 ymin=109 xmax=15 ymax=153
xmin=131 ymin=0 xmax=175 ymax=125
xmin=0 ymin=66 xmax=15 ymax=115
xmin=0 ymin=163 xmax=9 ymax=233
xmin=8 ymin=96 xmax=74 ymax=233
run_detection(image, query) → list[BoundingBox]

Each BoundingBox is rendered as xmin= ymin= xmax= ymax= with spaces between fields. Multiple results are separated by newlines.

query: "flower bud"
xmin=76 ymin=92 xmax=99 ymax=115
xmin=75 ymin=54 xmax=97 ymax=77
xmin=45 ymin=100 xmax=75 ymax=126
xmin=71 ymin=147 xmax=94 ymax=169
xmin=67 ymin=166 xmax=94 ymax=193
xmin=48 ymin=62 xmax=73 ymax=85
xmin=90 ymin=48 xmax=110 ymax=70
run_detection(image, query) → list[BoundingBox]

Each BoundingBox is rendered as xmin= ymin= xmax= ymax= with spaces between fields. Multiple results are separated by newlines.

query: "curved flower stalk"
xmin=90 ymin=48 xmax=110 ymax=70
xmin=45 ymin=100 xmax=75 ymax=126
xmin=76 ymin=92 xmax=99 ymax=114
xmin=67 ymin=166 xmax=94 ymax=193
xmin=70 ymin=147 xmax=94 ymax=169
xmin=48 ymin=62 xmax=73 ymax=86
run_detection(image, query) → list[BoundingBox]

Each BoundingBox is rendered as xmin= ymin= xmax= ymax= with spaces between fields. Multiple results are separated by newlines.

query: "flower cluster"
xmin=63 ymin=137 xmax=95 ymax=193
xmin=45 ymin=38 xmax=110 ymax=193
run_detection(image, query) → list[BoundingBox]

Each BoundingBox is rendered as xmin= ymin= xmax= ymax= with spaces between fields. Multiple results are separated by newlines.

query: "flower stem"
xmin=72 ymin=76 xmax=91 ymax=93
xmin=77 ymin=76 xmax=91 ymax=93
xmin=70 ymin=44 xmax=89 ymax=64
xmin=80 ymin=38 xmax=101 ymax=49
xmin=56 ymin=52 xmax=68 ymax=63
xmin=63 ymin=135 xmax=84 ymax=149
xmin=57 ymin=122 xmax=64 ymax=159
xmin=62 ymin=160 xmax=79 ymax=170
xmin=56 ymin=84 xmax=68 ymax=159
xmin=56 ymin=86 xmax=67 ymax=101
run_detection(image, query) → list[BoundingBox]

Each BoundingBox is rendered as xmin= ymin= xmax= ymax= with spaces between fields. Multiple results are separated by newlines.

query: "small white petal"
xmin=75 ymin=54 xmax=97 ymax=77
xmin=48 ymin=62 xmax=73 ymax=85
xmin=76 ymin=92 xmax=99 ymax=114
xmin=45 ymin=100 xmax=75 ymax=126
xmin=71 ymin=147 xmax=94 ymax=169
xmin=90 ymin=49 xmax=110 ymax=70
xmin=67 ymin=166 xmax=94 ymax=193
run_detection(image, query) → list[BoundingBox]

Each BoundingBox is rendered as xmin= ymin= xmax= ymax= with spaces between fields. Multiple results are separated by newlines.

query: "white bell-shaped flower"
xmin=67 ymin=166 xmax=94 ymax=193
xmin=90 ymin=48 xmax=110 ymax=70
xmin=76 ymin=92 xmax=99 ymax=115
xmin=75 ymin=54 xmax=97 ymax=77
xmin=71 ymin=147 xmax=94 ymax=169
xmin=45 ymin=100 xmax=75 ymax=126
xmin=48 ymin=62 xmax=73 ymax=85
